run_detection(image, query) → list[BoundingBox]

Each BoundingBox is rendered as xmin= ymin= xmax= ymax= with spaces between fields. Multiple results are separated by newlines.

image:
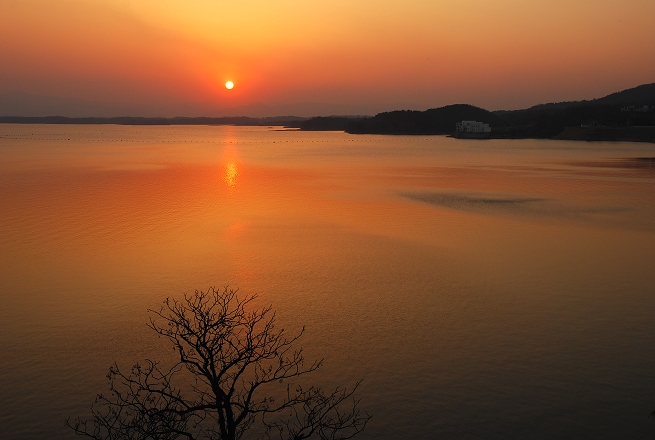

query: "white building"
xmin=456 ymin=120 xmax=491 ymax=133
xmin=621 ymin=105 xmax=654 ymax=112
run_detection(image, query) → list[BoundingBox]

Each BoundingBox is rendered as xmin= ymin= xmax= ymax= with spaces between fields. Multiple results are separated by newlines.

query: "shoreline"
xmin=1 ymin=118 xmax=654 ymax=144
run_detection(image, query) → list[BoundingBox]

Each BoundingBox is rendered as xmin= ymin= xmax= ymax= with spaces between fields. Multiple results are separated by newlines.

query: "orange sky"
xmin=1 ymin=0 xmax=654 ymax=116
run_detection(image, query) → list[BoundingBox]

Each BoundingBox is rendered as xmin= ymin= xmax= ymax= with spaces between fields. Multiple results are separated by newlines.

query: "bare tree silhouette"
xmin=67 ymin=287 xmax=369 ymax=440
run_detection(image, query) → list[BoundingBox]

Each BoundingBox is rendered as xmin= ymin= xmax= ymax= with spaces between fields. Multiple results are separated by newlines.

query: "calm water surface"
xmin=1 ymin=125 xmax=655 ymax=439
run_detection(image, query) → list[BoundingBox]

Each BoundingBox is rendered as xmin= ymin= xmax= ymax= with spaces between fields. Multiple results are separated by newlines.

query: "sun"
xmin=225 ymin=81 xmax=234 ymax=90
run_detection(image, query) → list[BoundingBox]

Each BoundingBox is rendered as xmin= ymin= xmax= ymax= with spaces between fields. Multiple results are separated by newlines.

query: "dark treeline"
xmin=299 ymin=83 xmax=655 ymax=141
xmin=0 ymin=115 xmax=307 ymax=126
xmin=347 ymin=104 xmax=498 ymax=135
xmin=296 ymin=107 xmax=491 ymax=135
xmin=495 ymin=83 xmax=655 ymax=138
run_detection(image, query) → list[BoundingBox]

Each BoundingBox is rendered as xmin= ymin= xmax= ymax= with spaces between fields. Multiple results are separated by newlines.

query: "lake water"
xmin=1 ymin=124 xmax=655 ymax=439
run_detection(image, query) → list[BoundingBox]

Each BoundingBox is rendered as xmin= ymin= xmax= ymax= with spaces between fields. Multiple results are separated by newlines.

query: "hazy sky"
xmin=1 ymin=0 xmax=654 ymax=116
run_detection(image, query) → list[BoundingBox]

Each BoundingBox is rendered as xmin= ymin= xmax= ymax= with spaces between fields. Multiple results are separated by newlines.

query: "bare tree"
xmin=68 ymin=287 xmax=369 ymax=440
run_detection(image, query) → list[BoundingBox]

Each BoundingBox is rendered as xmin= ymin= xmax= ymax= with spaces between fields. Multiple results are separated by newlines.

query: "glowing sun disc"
xmin=225 ymin=81 xmax=234 ymax=90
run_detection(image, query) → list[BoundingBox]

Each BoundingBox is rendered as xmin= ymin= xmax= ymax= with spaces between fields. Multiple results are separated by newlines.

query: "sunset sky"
xmin=1 ymin=0 xmax=654 ymax=117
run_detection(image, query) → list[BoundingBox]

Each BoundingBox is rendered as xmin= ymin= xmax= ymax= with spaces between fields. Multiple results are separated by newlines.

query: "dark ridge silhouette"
xmin=596 ymin=83 xmax=655 ymax=105
xmin=523 ymin=83 xmax=655 ymax=111
xmin=323 ymin=82 xmax=654 ymax=141
xmin=345 ymin=104 xmax=497 ymax=135
xmin=489 ymin=83 xmax=655 ymax=139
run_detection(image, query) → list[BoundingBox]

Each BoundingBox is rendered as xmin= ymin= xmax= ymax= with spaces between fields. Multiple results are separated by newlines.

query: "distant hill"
xmin=300 ymin=104 xmax=499 ymax=134
xmin=299 ymin=104 xmax=497 ymax=134
xmin=492 ymin=83 xmax=655 ymax=139
xmin=297 ymin=83 xmax=655 ymax=141
xmin=346 ymin=104 xmax=498 ymax=135
xmin=596 ymin=83 xmax=655 ymax=105
xmin=523 ymin=83 xmax=655 ymax=111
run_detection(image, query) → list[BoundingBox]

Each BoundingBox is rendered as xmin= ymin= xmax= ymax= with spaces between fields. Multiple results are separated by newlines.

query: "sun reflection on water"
xmin=220 ymin=135 xmax=240 ymax=190
xmin=223 ymin=162 xmax=238 ymax=189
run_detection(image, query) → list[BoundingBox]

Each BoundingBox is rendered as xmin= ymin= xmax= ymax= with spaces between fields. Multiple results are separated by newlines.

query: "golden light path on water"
xmin=0 ymin=125 xmax=655 ymax=439
xmin=223 ymin=162 xmax=238 ymax=189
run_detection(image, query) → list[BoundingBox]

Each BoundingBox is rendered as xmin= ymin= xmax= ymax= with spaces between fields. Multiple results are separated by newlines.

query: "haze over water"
xmin=1 ymin=125 xmax=655 ymax=439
